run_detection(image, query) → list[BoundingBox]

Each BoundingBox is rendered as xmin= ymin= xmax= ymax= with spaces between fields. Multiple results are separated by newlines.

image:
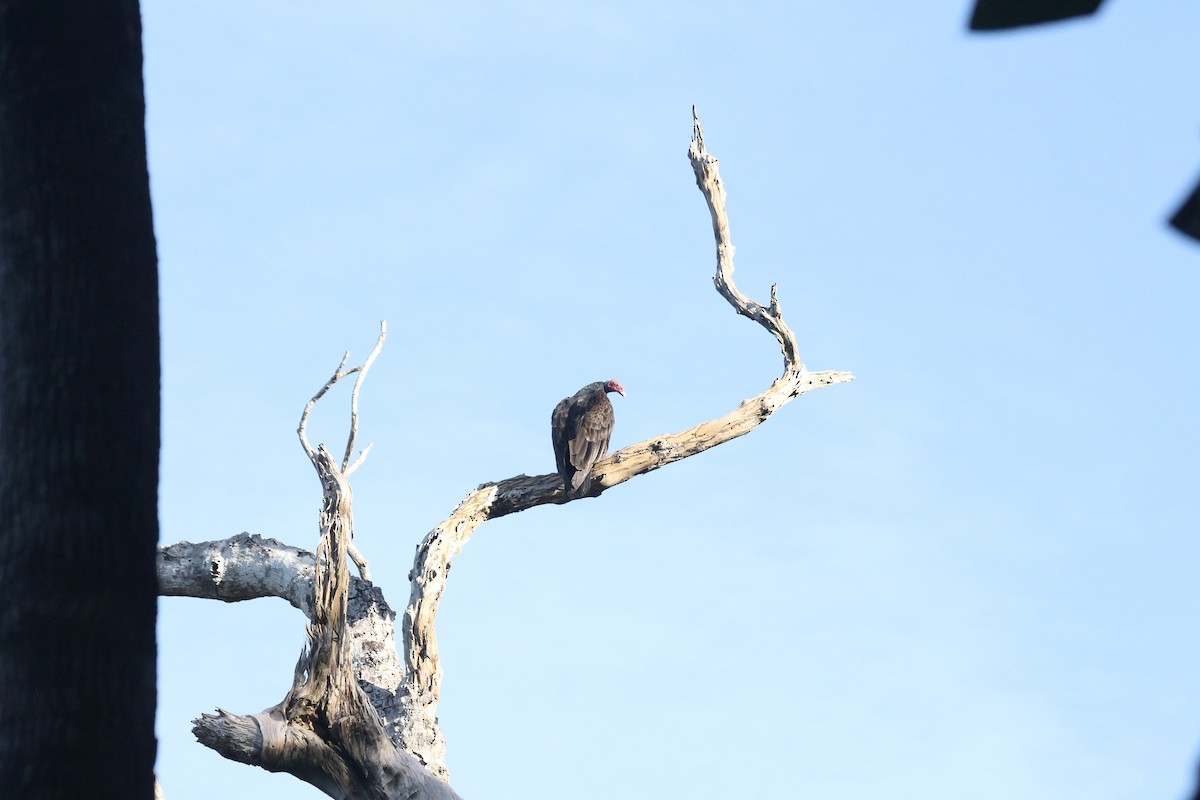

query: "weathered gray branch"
xmin=187 ymin=333 xmax=462 ymax=799
xmin=296 ymin=323 xmax=386 ymax=581
xmin=160 ymin=534 xmax=408 ymax=741
xmin=297 ymin=321 xmax=386 ymax=471
xmin=396 ymin=110 xmax=854 ymax=770
xmin=158 ymin=533 xmax=316 ymax=613
xmin=165 ymin=113 xmax=849 ymax=798
xmin=342 ymin=324 xmax=386 ymax=473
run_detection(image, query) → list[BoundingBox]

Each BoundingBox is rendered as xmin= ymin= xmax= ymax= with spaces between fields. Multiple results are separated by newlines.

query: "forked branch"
xmin=298 ymin=321 xmax=387 ymax=472
xmin=396 ymin=111 xmax=854 ymax=774
xmin=165 ymin=113 xmax=850 ymax=796
xmin=191 ymin=328 xmax=461 ymax=799
xmin=295 ymin=323 xmax=387 ymax=580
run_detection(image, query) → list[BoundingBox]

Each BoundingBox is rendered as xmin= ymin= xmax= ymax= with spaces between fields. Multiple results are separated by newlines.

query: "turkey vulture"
xmin=551 ymin=379 xmax=625 ymax=499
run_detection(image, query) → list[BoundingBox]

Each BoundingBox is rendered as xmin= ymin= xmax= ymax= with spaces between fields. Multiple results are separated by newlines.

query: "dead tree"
xmin=157 ymin=112 xmax=854 ymax=799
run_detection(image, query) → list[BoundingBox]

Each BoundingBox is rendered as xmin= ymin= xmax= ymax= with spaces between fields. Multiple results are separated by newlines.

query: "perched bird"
xmin=551 ymin=379 xmax=625 ymax=499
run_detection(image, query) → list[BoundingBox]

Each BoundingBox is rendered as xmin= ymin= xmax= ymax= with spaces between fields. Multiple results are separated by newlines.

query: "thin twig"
xmin=345 ymin=443 xmax=374 ymax=477
xmin=298 ymin=351 xmax=354 ymax=463
xmin=343 ymin=321 xmax=387 ymax=472
xmin=295 ymin=325 xmax=388 ymax=581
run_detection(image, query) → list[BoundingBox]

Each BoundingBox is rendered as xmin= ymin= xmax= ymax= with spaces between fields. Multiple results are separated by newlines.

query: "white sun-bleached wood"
xmin=158 ymin=533 xmax=407 ymax=737
xmin=159 ymin=113 xmax=852 ymax=798
xmin=189 ymin=327 xmax=464 ymax=799
xmin=396 ymin=111 xmax=853 ymax=771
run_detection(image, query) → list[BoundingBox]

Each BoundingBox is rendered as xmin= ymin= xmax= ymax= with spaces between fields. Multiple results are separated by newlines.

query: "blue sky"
xmin=144 ymin=2 xmax=1200 ymax=798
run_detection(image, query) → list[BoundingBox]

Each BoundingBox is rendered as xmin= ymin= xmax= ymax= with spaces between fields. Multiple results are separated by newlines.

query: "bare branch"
xmin=348 ymin=541 xmax=372 ymax=582
xmin=184 ymin=322 xmax=463 ymax=795
xmin=186 ymin=443 xmax=461 ymax=797
xmin=690 ymin=105 xmax=811 ymax=380
xmin=294 ymin=326 xmax=387 ymax=580
xmin=398 ymin=485 xmax=497 ymax=776
xmin=344 ymin=442 xmax=374 ymax=477
xmin=398 ymin=110 xmax=854 ymax=765
xmin=191 ymin=703 xmax=460 ymax=800
xmin=277 ymin=441 xmax=458 ymax=797
xmin=288 ymin=444 xmax=357 ymax=695
xmin=158 ymin=533 xmax=316 ymax=613
xmin=296 ymin=320 xmax=385 ymax=472
xmin=192 ymin=707 xmax=360 ymax=799
xmin=342 ymin=321 xmax=387 ymax=472
xmin=298 ymin=351 xmax=353 ymax=464
xmin=158 ymin=533 xmax=410 ymax=741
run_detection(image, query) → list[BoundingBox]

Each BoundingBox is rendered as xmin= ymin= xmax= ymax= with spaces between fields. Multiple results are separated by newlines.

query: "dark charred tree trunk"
xmin=0 ymin=2 xmax=159 ymax=798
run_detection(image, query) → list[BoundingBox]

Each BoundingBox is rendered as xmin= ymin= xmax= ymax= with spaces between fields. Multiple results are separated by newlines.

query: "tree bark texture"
xmin=162 ymin=113 xmax=851 ymax=799
xmin=0 ymin=2 xmax=160 ymax=798
xmin=159 ymin=534 xmax=409 ymax=739
xmin=188 ymin=333 xmax=462 ymax=799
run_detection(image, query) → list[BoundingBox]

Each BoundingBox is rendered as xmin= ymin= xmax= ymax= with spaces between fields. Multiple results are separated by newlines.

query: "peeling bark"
xmin=185 ymin=328 xmax=461 ymax=799
xmin=159 ymin=535 xmax=408 ymax=741
xmin=160 ymin=114 xmax=850 ymax=799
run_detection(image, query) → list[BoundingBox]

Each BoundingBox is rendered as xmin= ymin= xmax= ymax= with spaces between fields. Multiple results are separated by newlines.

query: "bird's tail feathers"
xmin=568 ymin=473 xmax=591 ymax=499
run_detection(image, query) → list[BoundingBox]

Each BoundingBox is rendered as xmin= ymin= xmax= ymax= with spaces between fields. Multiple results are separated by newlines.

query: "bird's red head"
xmin=604 ymin=379 xmax=625 ymax=397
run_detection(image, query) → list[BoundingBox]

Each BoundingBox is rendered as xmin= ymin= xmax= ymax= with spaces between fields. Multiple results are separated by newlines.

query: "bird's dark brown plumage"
xmin=551 ymin=379 xmax=624 ymax=499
